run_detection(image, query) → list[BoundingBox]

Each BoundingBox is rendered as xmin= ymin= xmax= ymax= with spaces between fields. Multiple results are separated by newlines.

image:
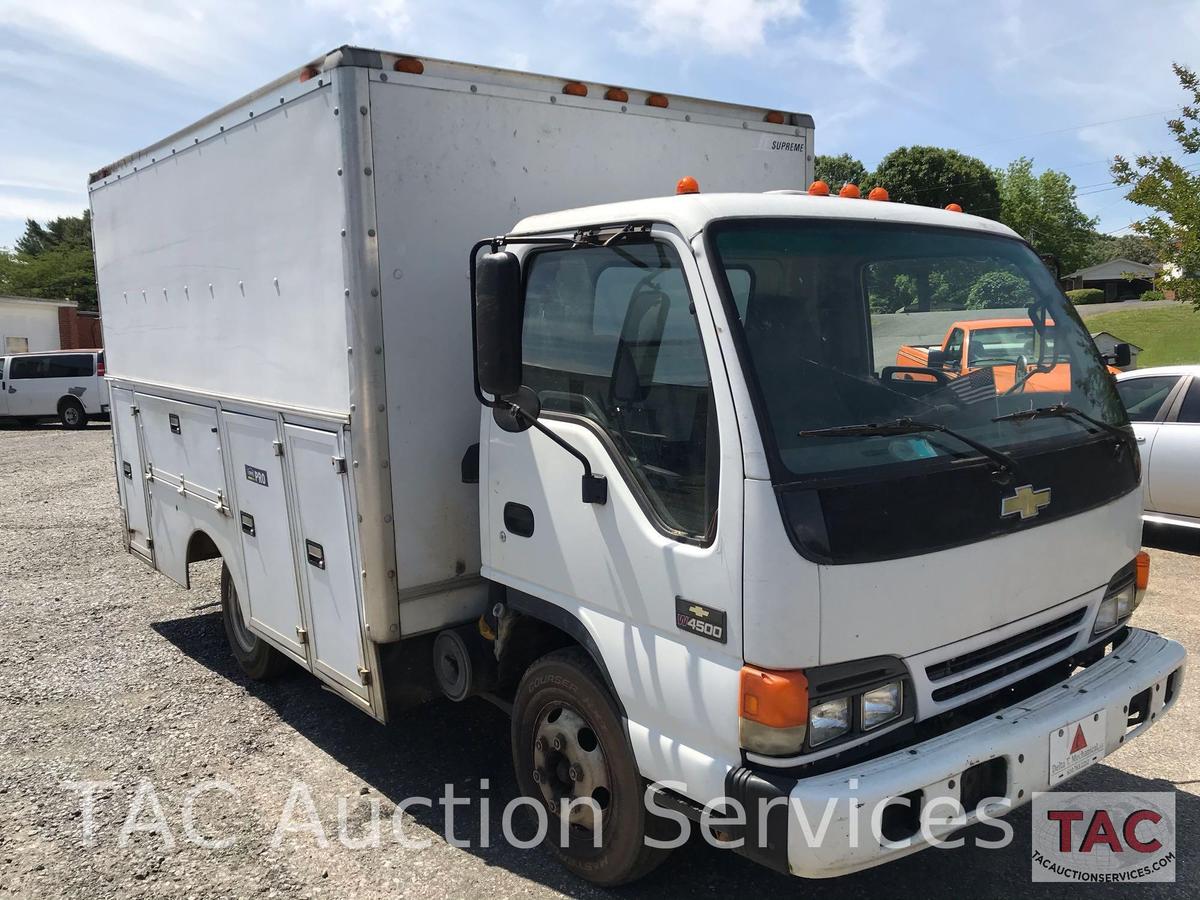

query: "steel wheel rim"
xmin=63 ymin=406 xmax=80 ymax=425
xmin=531 ymin=703 xmax=613 ymax=833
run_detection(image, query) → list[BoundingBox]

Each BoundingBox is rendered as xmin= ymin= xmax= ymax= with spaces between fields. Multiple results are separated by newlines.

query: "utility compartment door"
xmin=111 ymin=387 xmax=153 ymax=561
xmin=224 ymin=412 xmax=308 ymax=663
xmin=284 ymin=423 xmax=369 ymax=701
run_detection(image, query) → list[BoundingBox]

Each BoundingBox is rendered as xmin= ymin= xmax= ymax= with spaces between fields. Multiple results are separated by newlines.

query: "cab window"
xmin=521 ymin=240 xmax=717 ymax=539
xmin=944 ymin=328 xmax=964 ymax=368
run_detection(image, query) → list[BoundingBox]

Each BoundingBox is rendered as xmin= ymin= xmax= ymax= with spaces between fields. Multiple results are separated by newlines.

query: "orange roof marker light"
xmin=868 ymin=186 xmax=890 ymax=201
xmin=646 ymin=93 xmax=670 ymax=108
xmin=393 ymin=57 xmax=424 ymax=75
xmin=604 ymin=87 xmax=629 ymax=102
xmin=562 ymin=81 xmax=588 ymax=97
xmin=839 ymin=183 xmax=861 ymax=199
xmin=299 ymin=65 xmax=320 ymax=83
xmin=808 ymin=180 xmax=831 ymax=196
xmin=945 ymin=202 xmax=963 ymax=213
xmin=764 ymin=110 xmax=786 ymax=125
xmin=676 ymin=176 xmax=700 ymax=195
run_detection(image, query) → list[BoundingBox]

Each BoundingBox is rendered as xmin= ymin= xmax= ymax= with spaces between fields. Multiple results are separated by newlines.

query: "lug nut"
xmin=534 ymin=737 xmax=546 ymax=752
xmin=552 ymin=737 xmax=564 ymax=751
xmin=532 ymin=769 xmax=545 ymax=784
xmin=568 ymin=765 xmax=581 ymax=782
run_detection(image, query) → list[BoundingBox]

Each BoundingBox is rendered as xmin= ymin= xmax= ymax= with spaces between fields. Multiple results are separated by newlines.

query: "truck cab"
xmin=471 ymin=190 xmax=1185 ymax=879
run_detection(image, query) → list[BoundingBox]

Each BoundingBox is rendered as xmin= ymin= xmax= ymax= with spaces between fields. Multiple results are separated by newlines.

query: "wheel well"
xmin=57 ymin=395 xmax=83 ymax=412
xmin=186 ymin=530 xmax=221 ymax=564
xmin=184 ymin=530 xmax=223 ymax=590
xmin=495 ymin=588 xmax=627 ymax=719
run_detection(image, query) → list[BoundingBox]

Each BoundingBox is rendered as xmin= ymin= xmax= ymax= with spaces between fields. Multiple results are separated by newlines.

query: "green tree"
xmin=997 ymin=157 xmax=1097 ymax=274
xmin=814 ymin=153 xmax=869 ymax=190
xmin=0 ymin=211 xmax=97 ymax=310
xmin=1087 ymin=233 xmax=1159 ymax=266
xmin=966 ymin=271 xmax=1027 ymax=309
xmin=871 ymin=146 xmax=1001 ymax=218
xmin=1112 ymin=63 xmax=1200 ymax=309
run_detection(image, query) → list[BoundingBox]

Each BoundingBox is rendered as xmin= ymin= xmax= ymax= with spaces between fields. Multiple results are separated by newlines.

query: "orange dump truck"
xmin=896 ymin=318 xmax=1119 ymax=393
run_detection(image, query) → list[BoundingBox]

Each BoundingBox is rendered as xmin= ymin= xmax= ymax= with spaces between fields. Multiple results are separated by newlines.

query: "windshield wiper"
xmin=798 ymin=417 xmax=1017 ymax=480
xmin=992 ymin=403 xmax=1132 ymax=444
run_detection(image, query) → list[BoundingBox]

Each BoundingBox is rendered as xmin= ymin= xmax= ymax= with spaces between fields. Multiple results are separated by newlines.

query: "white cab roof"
xmin=511 ymin=192 xmax=1023 ymax=241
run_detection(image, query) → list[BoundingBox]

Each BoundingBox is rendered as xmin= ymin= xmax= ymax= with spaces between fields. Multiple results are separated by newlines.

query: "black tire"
xmin=58 ymin=398 xmax=87 ymax=429
xmin=511 ymin=647 xmax=671 ymax=886
xmin=220 ymin=564 xmax=288 ymax=680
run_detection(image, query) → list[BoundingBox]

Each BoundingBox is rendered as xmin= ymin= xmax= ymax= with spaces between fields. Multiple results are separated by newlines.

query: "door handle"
xmin=305 ymin=539 xmax=325 ymax=569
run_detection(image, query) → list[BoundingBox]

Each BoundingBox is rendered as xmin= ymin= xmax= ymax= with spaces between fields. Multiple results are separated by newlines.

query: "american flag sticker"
xmin=946 ymin=366 xmax=997 ymax=404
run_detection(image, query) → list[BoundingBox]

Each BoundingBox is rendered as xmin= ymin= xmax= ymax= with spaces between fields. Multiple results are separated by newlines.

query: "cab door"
xmin=481 ymin=229 xmax=744 ymax=796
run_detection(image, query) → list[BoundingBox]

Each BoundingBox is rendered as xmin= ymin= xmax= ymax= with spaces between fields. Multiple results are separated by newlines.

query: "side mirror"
xmin=474 ymin=250 xmax=523 ymax=399
xmin=926 ymin=348 xmax=947 ymax=368
xmin=1109 ymin=342 xmax=1132 ymax=368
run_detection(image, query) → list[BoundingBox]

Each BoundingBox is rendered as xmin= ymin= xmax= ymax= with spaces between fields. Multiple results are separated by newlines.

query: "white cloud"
xmin=0 ymin=193 xmax=89 ymax=224
xmin=842 ymin=0 xmax=918 ymax=82
xmin=615 ymin=0 xmax=806 ymax=56
xmin=0 ymin=0 xmax=253 ymax=84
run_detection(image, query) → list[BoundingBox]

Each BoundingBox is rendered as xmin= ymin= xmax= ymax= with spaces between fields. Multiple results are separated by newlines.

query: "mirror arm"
xmin=515 ymin=407 xmax=608 ymax=505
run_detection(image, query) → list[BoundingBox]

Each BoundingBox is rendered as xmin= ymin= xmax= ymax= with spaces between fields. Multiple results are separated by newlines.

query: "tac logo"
xmin=1031 ymin=791 xmax=1175 ymax=882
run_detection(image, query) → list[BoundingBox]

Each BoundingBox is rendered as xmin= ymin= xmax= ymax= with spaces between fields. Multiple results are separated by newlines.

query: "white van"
xmin=0 ymin=350 xmax=108 ymax=428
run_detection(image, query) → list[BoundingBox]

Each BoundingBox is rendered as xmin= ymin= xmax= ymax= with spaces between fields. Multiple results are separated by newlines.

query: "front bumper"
xmin=739 ymin=628 xmax=1185 ymax=879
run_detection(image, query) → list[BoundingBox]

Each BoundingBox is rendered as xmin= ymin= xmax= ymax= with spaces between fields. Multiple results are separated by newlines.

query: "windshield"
xmin=709 ymin=219 xmax=1127 ymax=483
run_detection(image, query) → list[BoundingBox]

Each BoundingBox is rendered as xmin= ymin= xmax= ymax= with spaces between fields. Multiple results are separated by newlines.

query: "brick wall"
xmin=57 ymin=307 xmax=103 ymax=349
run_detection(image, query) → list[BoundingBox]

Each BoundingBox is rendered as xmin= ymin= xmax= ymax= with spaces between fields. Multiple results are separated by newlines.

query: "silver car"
xmin=1116 ymin=365 xmax=1200 ymax=529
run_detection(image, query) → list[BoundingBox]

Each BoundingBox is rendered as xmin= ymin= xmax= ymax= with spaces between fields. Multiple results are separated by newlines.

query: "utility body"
xmin=91 ymin=47 xmax=1184 ymax=883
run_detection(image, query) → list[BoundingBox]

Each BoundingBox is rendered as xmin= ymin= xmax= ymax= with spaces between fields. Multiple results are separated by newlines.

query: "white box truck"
xmin=91 ymin=46 xmax=1185 ymax=883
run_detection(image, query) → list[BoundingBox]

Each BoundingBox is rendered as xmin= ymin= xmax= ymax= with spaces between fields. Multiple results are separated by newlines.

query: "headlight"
xmin=1093 ymin=559 xmax=1144 ymax=636
xmin=808 ymin=697 xmax=851 ymax=746
xmin=739 ymin=660 xmax=912 ymax=757
xmin=861 ymin=681 xmax=903 ymax=730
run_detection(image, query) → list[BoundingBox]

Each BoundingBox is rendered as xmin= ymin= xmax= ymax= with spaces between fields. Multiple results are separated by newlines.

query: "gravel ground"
xmin=0 ymin=423 xmax=1197 ymax=898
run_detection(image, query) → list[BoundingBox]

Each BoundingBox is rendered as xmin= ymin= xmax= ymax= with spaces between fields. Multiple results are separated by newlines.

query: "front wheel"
xmin=221 ymin=564 xmax=288 ymax=680
xmin=511 ymin=647 xmax=671 ymax=885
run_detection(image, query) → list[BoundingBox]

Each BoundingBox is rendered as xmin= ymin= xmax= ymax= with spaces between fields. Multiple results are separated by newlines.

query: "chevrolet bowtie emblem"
xmin=1001 ymin=484 xmax=1052 ymax=520
xmin=688 ymin=605 xmax=709 ymax=619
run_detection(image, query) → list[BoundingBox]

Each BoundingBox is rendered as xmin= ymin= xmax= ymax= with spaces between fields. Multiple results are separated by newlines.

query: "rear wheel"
xmin=511 ymin=647 xmax=671 ymax=885
xmin=58 ymin=398 xmax=87 ymax=429
xmin=221 ymin=564 xmax=288 ymax=680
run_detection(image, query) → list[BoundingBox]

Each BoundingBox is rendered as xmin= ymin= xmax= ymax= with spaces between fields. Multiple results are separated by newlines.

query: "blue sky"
xmin=1 ymin=0 xmax=1198 ymax=247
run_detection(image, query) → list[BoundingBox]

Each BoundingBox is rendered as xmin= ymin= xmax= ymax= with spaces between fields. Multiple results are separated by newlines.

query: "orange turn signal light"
xmin=945 ymin=202 xmax=963 ymax=212
xmin=604 ymin=87 xmax=629 ymax=102
xmin=764 ymin=110 xmax=785 ymax=125
xmin=646 ymin=93 xmax=669 ymax=108
xmin=393 ymin=57 xmax=425 ymax=75
xmin=839 ymin=183 xmax=861 ymax=198
xmin=562 ymin=81 xmax=588 ymax=97
xmin=807 ymin=179 xmax=831 ymax=196
xmin=1136 ymin=551 xmax=1150 ymax=592
xmin=868 ymin=186 xmax=890 ymax=201
xmin=299 ymin=65 xmax=320 ymax=83
xmin=740 ymin=665 xmax=809 ymax=728
xmin=676 ymin=175 xmax=700 ymax=195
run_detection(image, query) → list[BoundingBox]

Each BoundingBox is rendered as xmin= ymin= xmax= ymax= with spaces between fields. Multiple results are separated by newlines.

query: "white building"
xmin=1 ymin=295 xmax=84 ymax=353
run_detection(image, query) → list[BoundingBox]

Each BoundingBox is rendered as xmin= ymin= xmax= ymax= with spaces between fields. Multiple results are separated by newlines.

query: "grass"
xmin=1083 ymin=304 xmax=1200 ymax=368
